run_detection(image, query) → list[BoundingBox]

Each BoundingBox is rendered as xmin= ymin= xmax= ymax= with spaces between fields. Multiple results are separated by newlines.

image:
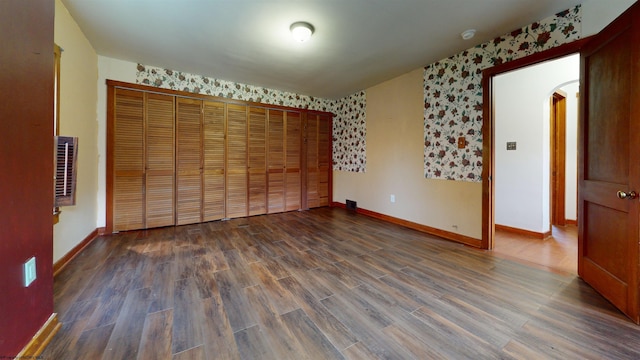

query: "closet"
xmin=107 ymin=81 xmax=332 ymax=233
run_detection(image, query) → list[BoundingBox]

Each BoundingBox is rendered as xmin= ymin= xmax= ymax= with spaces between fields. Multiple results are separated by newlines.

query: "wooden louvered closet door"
xmin=248 ymin=107 xmax=267 ymax=216
xmin=226 ymin=104 xmax=248 ymax=218
xmin=176 ymin=98 xmax=203 ymax=225
xmin=306 ymin=114 xmax=320 ymax=208
xmin=318 ymin=114 xmax=331 ymax=207
xmin=306 ymin=113 xmax=332 ymax=208
xmin=285 ymin=111 xmax=302 ymax=211
xmin=203 ymin=101 xmax=225 ymax=221
xmin=113 ymin=89 xmax=145 ymax=231
xmin=267 ymin=109 xmax=285 ymax=213
xmin=145 ymin=93 xmax=175 ymax=228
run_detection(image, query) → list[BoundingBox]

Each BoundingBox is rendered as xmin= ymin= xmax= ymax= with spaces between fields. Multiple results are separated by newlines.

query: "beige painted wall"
xmin=333 ymin=68 xmax=482 ymax=239
xmin=53 ymin=0 xmax=99 ymax=262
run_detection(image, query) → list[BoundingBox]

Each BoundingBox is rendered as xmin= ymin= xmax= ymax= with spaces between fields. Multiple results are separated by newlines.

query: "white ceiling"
xmin=61 ymin=0 xmax=584 ymax=99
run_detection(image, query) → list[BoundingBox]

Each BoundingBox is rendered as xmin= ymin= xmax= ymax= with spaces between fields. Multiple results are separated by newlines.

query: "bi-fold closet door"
xmin=173 ymin=99 xmax=304 ymax=224
xmin=306 ymin=113 xmax=331 ymax=208
xmin=175 ymin=98 xmax=228 ymax=225
xmin=175 ymin=99 xmax=237 ymax=225
xmin=113 ymin=89 xmax=175 ymax=231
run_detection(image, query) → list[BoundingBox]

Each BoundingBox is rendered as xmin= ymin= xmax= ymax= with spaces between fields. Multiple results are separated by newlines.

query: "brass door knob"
xmin=617 ymin=190 xmax=637 ymax=200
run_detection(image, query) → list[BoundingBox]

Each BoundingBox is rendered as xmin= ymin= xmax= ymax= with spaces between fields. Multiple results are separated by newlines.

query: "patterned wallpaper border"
xmin=136 ymin=66 xmax=367 ymax=173
xmin=423 ymin=5 xmax=582 ymax=182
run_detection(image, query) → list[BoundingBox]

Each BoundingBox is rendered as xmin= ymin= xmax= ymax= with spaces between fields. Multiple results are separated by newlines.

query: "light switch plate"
xmin=24 ymin=257 xmax=36 ymax=287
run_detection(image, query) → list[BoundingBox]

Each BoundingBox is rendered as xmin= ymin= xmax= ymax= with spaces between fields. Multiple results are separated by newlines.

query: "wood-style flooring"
xmin=42 ymin=208 xmax=640 ymax=359
xmin=493 ymin=225 xmax=577 ymax=275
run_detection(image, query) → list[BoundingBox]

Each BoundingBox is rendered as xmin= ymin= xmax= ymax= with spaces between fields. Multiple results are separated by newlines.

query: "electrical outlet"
xmin=390 ymin=194 xmax=396 ymax=203
xmin=24 ymin=257 xmax=36 ymax=287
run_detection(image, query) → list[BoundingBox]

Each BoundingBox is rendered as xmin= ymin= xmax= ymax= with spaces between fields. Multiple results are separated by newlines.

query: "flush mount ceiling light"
xmin=461 ymin=29 xmax=476 ymax=40
xmin=290 ymin=21 xmax=315 ymax=42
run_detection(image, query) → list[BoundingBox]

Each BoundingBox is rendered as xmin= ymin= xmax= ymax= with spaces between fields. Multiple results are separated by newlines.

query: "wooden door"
xmin=285 ymin=111 xmax=302 ymax=211
xmin=551 ymin=92 xmax=567 ymax=226
xmin=305 ymin=113 xmax=332 ymax=209
xmin=248 ymin=107 xmax=267 ymax=216
xmin=306 ymin=114 xmax=320 ymax=208
xmin=579 ymin=2 xmax=640 ymax=323
xmin=267 ymin=109 xmax=285 ymax=213
xmin=226 ymin=104 xmax=248 ymax=218
xmin=145 ymin=93 xmax=175 ymax=228
xmin=203 ymin=100 xmax=225 ymax=221
xmin=113 ymin=89 xmax=145 ymax=231
xmin=318 ymin=114 xmax=332 ymax=207
xmin=176 ymin=98 xmax=203 ymax=225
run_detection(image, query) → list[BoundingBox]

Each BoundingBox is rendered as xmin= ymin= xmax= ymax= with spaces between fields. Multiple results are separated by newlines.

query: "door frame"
xmin=481 ymin=38 xmax=591 ymax=249
xmin=551 ymin=90 xmax=567 ymax=226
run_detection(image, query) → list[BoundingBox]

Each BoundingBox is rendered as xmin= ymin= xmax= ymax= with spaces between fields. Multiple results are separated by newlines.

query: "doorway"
xmin=490 ymin=55 xmax=579 ymax=274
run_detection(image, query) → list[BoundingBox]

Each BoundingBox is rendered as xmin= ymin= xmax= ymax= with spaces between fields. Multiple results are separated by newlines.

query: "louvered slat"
xmin=146 ymin=93 xmax=175 ymax=228
xmin=285 ymin=111 xmax=301 ymax=211
xmin=203 ymin=101 xmax=225 ymax=221
xmin=176 ymin=98 xmax=203 ymax=225
xmin=226 ymin=104 xmax=248 ymax=218
xmin=268 ymin=109 xmax=285 ymax=213
xmin=114 ymin=89 xmax=145 ymax=231
xmin=249 ymin=107 xmax=267 ymax=216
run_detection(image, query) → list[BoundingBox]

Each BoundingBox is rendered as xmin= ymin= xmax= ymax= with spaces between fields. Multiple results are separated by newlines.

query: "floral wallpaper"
xmin=333 ymin=91 xmax=367 ymax=172
xmin=136 ymin=65 xmax=366 ymax=172
xmin=424 ymin=5 xmax=582 ymax=181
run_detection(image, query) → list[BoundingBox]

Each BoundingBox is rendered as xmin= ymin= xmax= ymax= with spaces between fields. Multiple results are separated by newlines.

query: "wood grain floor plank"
xmin=249 ymin=262 xmax=300 ymax=315
xmin=341 ymin=342 xmax=379 ymax=360
xmin=172 ymin=345 xmax=205 ymax=360
xmin=234 ymin=325 xmax=274 ymax=360
xmin=279 ymin=276 xmax=358 ymax=350
xmin=214 ymin=269 xmax=257 ymax=332
xmin=381 ymin=323 xmax=446 ymax=359
xmin=192 ymin=255 xmax=219 ymax=300
xmin=410 ymin=306 xmax=507 ymax=359
xmin=40 ymin=318 xmax=93 ymax=359
xmin=148 ymin=260 xmax=176 ymax=313
xmin=320 ymin=293 xmax=394 ymax=341
xmin=137 ymin=309 xmax=173 ymax=360
xmin=103 ymin=287 xmax=152 ymax=359
xmin=71 ymin=323 xmax=114 ymax=360
xmin=172 ymin=277 xmax=204 ymax=354
xmin=244 ymin=285 xmax=310 ymax=360
xmin=281 ymin=308 xmax=345 ymax=359
xmin=224 ymin=249 xmax=259 ymax=288
xmin=83 ymin=293 xmax=126 ymax=331
xmin=200 ymin=294 xmax=241 ymax=360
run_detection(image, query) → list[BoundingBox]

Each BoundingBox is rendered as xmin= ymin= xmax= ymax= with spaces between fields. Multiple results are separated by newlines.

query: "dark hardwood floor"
xmin=42 ymin=208 xmax=640 ymax=359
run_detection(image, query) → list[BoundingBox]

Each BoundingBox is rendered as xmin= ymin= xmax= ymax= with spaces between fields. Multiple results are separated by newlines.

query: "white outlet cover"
xmin=24 ymin=257 xmax=36 ymax=287
xmin=390 ymin=194 xmax=396 ymax=203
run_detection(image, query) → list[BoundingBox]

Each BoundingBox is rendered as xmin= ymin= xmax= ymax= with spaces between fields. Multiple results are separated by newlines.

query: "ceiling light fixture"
xmin=290 ymin=21 xmax=315 ymax=42
xmin=461 ymin=29 xmax=476 ymax=40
